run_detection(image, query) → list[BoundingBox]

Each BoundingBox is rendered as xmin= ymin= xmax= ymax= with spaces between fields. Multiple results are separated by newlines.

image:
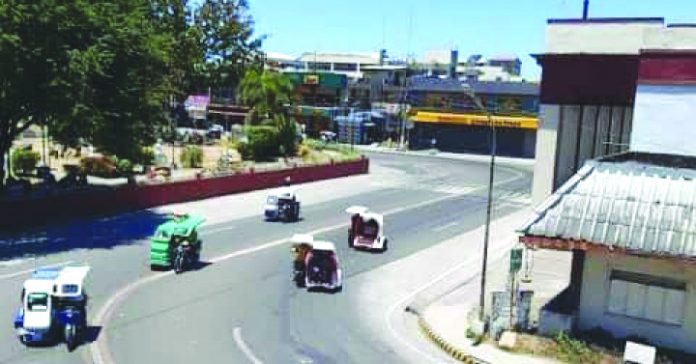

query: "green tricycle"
xmin=149 ymin=214 xmax=205 ymax=273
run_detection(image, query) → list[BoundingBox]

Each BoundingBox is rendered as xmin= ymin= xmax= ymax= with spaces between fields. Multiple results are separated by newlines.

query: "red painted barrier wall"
xmin=1 ymin=158 xmax=369 ymax=230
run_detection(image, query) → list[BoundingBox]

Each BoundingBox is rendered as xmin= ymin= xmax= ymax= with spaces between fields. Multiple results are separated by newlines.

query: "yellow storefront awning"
xmin=411 ymin=111 xmax=538 ymax=130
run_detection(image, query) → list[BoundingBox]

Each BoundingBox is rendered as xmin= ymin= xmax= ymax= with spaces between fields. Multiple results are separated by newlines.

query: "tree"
xmin=0 ymin=0 xmax=265 ymax=185
xmin=150 ymin=0 xmax=205 ymax=103
xmin=238 ymin=69 xmax=293 ymax=124
xmin=0 ymin=1 xmax=106 ymax=185
xmin=195 ymin=0 xmax=263 ymax=97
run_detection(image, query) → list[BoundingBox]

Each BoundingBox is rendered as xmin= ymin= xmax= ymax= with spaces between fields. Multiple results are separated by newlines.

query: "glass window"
xmin=267 ymin=196 xmax=278 ymax=204
xmin=27 ymin=293 xmax=49 ymax=312
xmin=307 ymin=62 xmax=331 ymax=71
xmin=62 ymin=284 xmax=79 ymax=295
xmin=333 ymin=63 xmax=357 ymax=71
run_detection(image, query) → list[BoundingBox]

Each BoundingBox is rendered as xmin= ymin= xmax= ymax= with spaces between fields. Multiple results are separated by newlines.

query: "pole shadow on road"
xmin=0 ymin=210 xmax=169 ymax=261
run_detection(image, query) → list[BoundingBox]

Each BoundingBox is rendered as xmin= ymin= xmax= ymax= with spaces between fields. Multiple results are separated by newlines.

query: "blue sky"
xmin=246 ymin=0 xmax=696 ymax=80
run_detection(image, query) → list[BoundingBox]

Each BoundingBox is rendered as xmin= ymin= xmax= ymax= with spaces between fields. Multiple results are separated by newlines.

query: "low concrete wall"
xmin=1 ymin=158 xmax=369 ymax=230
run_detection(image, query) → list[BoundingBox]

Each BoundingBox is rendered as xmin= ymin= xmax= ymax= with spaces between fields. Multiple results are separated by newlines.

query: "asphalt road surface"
xmin=0 ymin=152 xmax=532 ymax=364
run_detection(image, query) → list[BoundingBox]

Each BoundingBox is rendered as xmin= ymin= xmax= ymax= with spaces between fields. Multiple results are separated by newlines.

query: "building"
xmin=283 ymin=72 xmax=348 ymax=136
xmin=519 ymin=18 xmax=696 ymax=355
xmin=296 ymin=52 xmax=381 ymax=82
xmin=488 ymin=55 xmax=522 ymax=76
xmin=530 ymin=17 xmax=696 ymax=205
xmin=407 ymin=76 xmax=540 ymax=157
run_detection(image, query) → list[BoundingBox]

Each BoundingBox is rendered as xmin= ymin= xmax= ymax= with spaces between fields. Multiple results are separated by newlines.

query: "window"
xmin=27 ymin=293 xmax=49 ymax=312
xmin=333 ymin=63 xmax=357 ymax=71
xmin=607 ymin=270 xmax=686 ymax=325
xmin=62 ymin=284 xmax=79 ymax=294
xmin=307 ymin=62 xmax=331 ymax=71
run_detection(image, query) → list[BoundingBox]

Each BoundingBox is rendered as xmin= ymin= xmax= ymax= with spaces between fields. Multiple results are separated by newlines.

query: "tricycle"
xmin=150 ymin=213 xmax=205 ymax=273
xmin=14 ymin=265 xmax=90 ymax=351
xmin=346 ymin=206 xmax=387 ymax=252
xmin=264 ymin=187 xmax=300 ymax=222
xmin=290 ymin=234 xmax=342 ymax=292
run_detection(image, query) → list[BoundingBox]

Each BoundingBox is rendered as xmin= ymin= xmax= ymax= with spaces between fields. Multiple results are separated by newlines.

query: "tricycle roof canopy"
xmin=157 ymin=214 xmax=205 ymax=237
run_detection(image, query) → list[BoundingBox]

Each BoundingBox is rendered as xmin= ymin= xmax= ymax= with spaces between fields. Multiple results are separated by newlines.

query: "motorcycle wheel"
xmin=174 ymin=254 xmax=184 ymax=274
xmin=64 ymin=324 xmax=77 ymax=352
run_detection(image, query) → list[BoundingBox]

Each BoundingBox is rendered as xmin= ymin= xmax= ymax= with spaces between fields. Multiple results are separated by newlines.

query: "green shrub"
xmin=276 ymin=116 xmax=298 ymax=157
xmin=11 ymin=148 xmax=40 ymax=174
xmin=241 ymin=126 xmax=279 ymax=161
xmin=298 ymin=144 xmax=311 ymax=159
xmin=80 ymin=155 xmax=118 ymax=178
xmin=138 ymin=147 xmax=155 ymax=166
xmin=180 ymin=145 xmax=203 ymax=168
xmin=555 ymin=332 xmax=601 ymax=364
xmin=116 ymin=159 xmax=133 ymax=175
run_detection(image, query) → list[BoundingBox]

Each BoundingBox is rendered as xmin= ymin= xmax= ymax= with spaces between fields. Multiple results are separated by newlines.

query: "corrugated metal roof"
xmin=471 ymin=81 xmax=539 ymax=96
xmin=519 ymin=158 xmax=696 ymax=258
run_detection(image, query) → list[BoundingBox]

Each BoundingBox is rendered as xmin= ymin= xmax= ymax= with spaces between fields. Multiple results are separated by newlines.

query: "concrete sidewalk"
xmin=410 ymin=210 xmax=571 ymax=363
xmin=351 ymin=144 xmax=536 ymax=168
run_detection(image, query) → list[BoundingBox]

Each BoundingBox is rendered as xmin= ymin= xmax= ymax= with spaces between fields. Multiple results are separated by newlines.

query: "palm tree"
xmin=238 ymin=69 xmax=293 ymax=124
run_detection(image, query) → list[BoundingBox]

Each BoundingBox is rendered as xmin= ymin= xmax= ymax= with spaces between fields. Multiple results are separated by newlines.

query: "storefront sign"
xmin=411 ymin=111 xmax=538 ymax=129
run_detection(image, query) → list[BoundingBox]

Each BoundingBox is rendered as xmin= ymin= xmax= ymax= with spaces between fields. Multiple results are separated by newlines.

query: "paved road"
xmin=0 ymin=152 xmax=532 ymax=364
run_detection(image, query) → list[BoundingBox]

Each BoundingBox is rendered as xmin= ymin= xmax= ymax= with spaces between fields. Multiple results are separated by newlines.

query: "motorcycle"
xmin=173 ymin=242 xmax=197 ymax=274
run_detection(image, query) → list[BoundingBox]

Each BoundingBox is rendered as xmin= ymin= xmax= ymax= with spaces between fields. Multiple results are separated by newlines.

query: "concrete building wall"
xmin=532 ymin=103 xmax=633 ymax=205
xmin=577 ymin=250 xmax=696 ymax=353
xmin=644 ymin=27 xmax=696 ymax=50
xmin=532 ymin=105 xmax=560 ymax=205
xmin=546 ymin=21 xmax=662 ymax=55
xmin=631 ymin=84 xmax=696 ymax=157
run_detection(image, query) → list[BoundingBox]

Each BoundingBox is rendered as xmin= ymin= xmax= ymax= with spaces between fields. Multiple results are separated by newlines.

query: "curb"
xmin=354 ymin=147 xmax=535 ymax=168
xmin=417 ymin=316 xmax=489 ymax=364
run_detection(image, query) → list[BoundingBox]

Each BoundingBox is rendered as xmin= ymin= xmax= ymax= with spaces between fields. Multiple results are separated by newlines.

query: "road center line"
xmin=90 ymin=165 xmax=526 ymax=364
xmin=0 ymin=260 xmax=74 ymax=281
xmin=233 ymin=327 xmax=264 ymax=364
xmin=431 ymin=221 xmax=458 ymax=232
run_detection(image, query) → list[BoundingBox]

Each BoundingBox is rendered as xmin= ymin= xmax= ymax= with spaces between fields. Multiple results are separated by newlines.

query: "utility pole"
xmin=475 ymin=94 xmax=496 ymax=323
xmin=583 ymin=0 xmax=590 ymax=20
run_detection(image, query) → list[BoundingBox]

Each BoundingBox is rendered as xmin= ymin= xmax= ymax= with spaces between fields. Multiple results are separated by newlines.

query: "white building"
xmin=296 ymin=52 xmax=381 ymax=81
xmin=519 ymin=17 xmax=696 ymax=356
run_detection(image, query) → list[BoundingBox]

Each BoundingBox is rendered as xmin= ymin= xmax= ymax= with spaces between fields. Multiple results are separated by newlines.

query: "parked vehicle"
xmin=346 ymin=206 xmax=387 ymax=252
xmin=320 ymin=130 xmax=337 ymax=143
xmin=264 ymin=188 xmax=300 ymax=222
xmin=14 ymin=266 xmax=90 ymax=351
xmin=149 ymin=214 xmax=205 ymax=272
xmin=290 ymin=234 xmax=342 ymax=292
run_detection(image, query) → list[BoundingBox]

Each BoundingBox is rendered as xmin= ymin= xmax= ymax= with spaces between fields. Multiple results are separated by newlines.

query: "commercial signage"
xmin=304 ymin=74 xmax=319 ymax=85
xmin=411 ymin=111 xmax=538 ymax=130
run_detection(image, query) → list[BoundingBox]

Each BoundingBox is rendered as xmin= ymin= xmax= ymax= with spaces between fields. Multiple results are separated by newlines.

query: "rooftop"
xmin=297 ymin=52 xmax=380 ymax=64
xmin=471 ymin=81 xmax=539 ymax=96
xmin=519 ymin=153 xmax=696 ymax=261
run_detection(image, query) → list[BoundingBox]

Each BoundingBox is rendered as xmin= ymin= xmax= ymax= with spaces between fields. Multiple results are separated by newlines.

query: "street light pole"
xmin=469 ymin=93 xmax=496 ymax=323
xmin=479 ymin=112 xmax=496 ymax=322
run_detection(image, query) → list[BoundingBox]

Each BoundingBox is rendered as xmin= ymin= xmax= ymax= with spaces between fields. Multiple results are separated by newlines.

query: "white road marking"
xmin=382 ymin=167 xmax=527 ymax=362
xmin=233 ymin=327 xmax=264 ymax=364
xmin=0 ymin=260 xmax=74 ymax=281
xmin=90 ymin=193 xmax=464 ymax=364
xmin=384 ymin=244 xmax=515 ymax=363
xmin=202 ymin=225 xmax=237 ymax=236
xmin=90 ymin=165 xmax=528 ymax=364
xmin=0 ymin=258 xmax=32 ymax=267
xmin=432 ymin=221 xmax=458 ymax=232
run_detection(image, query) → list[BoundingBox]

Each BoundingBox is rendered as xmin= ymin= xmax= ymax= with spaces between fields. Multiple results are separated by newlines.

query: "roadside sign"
xmin=510 ymin=248 xmax=523 ymax=273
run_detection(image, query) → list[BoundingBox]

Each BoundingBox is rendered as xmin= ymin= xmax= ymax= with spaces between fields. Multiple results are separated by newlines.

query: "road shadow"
xmin=0 ymin=210 xmax=169 ymax=262
xmin=307 ymin=286 xmax=342 ymax=295
xmin=83 ymin=325 xmax=101 ymax=344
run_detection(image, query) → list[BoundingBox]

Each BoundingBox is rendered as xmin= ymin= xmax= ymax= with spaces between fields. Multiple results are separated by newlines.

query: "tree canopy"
xmin=0 ymin=0 xmax=263 ymax=184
